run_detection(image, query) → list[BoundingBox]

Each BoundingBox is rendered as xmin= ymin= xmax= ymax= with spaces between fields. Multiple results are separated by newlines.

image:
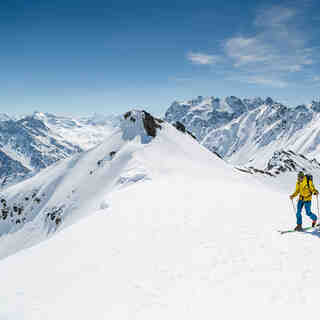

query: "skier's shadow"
xmin=302 ymin=229 xmax=320 ymax=239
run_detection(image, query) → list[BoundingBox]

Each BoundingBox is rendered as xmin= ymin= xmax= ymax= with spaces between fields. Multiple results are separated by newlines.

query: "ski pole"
xmin=291 ymin=198 xmax=296 ymax=214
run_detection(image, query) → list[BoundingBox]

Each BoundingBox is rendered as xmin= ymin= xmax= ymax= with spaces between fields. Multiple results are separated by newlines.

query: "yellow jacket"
xmin=291 ymin=176 xmax=318 ymax=201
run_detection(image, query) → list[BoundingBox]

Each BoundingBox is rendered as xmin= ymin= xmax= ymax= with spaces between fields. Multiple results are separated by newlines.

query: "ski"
xmin=279 ymin=223 xmax=320 ymax=235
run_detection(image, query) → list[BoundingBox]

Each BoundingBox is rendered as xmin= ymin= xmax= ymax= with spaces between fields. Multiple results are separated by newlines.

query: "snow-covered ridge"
xmin=235 ymin=150 xmax=320 ymax=178
xmin=0 ymin=109 xmax=204 ymax=259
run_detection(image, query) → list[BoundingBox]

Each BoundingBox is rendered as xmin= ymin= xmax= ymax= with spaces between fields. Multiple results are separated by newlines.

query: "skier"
xmin=290 ymin=171 xmax=319 ymax=231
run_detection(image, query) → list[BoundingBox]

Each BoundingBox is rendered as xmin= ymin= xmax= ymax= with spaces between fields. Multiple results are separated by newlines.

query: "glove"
xmin=290 ymin=195 xmax=294 ymax=200
xmin=314 ymin=190 xmax=319 ymax=196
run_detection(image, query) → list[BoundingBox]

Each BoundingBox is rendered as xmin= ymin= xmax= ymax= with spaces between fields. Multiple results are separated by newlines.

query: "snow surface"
xmin=0 ymin=110 xmax=319 ymax=318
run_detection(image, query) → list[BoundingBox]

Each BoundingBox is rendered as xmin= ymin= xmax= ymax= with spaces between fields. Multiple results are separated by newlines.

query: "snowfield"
xmin=0 ymin=110 xmax=319 ymax=318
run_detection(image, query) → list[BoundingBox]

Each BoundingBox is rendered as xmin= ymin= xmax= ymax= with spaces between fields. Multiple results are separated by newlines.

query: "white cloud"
xmin=224 ymin=37 xmax=273 ymax=67
xmin=313 ymin=76 xmax=320 ymax=81
xmin=223 ymin=6 xmax=314 ymax=73
xmin=228 ymin=75 xmax=288 ymax=88
xmin=186 ymin=4 xmax=318 ymax=88
xmin=187 ymin=52 xmax=220 ymax=65
xmin=169 ymin=77 xmax=192 ymax=82
xmin=220 ymin=5 xmax=318 ymax=89
xmin=254 ymin=6 xmax=297 ymax=27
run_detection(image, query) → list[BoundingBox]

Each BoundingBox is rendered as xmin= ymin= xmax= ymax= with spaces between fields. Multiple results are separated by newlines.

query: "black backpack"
xmin=305 ymin=174 xmax=313 ymax=192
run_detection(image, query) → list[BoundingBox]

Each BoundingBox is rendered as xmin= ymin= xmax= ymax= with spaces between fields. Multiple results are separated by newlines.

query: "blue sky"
xmin=1 ymin=0 xmax=320 ymax=116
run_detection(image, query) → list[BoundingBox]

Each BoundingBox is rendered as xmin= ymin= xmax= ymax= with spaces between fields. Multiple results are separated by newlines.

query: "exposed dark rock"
xmin=2 ymin=209 xmax=8 ymax=219
xmin=213 ymin=151 xmax=223 ymax=160
xmin=124 ymin=111 xmax=131 ymax=120
xmin=172 ymin=121 xmax=197 ymax=140
xmin=110 ymin=151 xmax=116 ymax=157
xmin=142 ymin=111 xmax=162 ymax=138
xmin=55 ymin=217 xmax=62 ymax=226
xmin=235 ymin=167 xmax=253 ymax=174
xmin=236 ymin=166 xmax=275 ymax=177
xmin=173 ymin=121 xmax=186 ymax=133
xmin=187 ymin=131 xmax=197 ymax=140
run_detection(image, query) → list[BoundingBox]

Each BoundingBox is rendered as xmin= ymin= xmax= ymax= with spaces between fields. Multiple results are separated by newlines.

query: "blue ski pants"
xmin=296 ymin=200 xmax=317 ymax=225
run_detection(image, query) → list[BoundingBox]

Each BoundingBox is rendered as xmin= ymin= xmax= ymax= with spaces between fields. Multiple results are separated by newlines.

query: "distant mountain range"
xmin=0 ymin=112 xmax=120 ymax=186
xmin=2 ymin=95 xmax=320 ymax=187
xmin=165 ymin=96 xmax=320 ymax=170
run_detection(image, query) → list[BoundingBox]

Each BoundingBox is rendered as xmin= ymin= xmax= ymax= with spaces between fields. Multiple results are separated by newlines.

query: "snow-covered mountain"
xmin=236 ymin=149 xmax=320 ymax=178
xmin=34 ymin=111 xmax=121 ymax=150
xmin=0 ymin=110 xmax=201 ymax=258
xmin=0 ymin=112 xmax=119 ymax=186
xmin=165 ymin=96 xmax=320 ymax=169
xmin=0 ymin=113 xmax=11 ymax=122
xmin=1 ymin=109 xmax=320 ymax=317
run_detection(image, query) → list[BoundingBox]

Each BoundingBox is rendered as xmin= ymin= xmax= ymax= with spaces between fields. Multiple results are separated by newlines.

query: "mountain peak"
xmin=311 ymin=100 xmax=320 ymax=112
xmin=265 ymin=97 xmax=274 ymax=105
xmin=0 ymin=113 xmax=11 ymax=121
xmin=121 ymin=110 xmax=163 ymax=143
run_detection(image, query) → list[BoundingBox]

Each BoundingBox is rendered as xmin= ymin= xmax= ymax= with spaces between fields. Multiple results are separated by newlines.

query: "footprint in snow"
xmin=100 ymin=200 xmax=109 ymax=210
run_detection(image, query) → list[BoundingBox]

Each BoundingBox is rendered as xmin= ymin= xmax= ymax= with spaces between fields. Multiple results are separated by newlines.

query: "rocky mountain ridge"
xmin=165 ymin=96 xmax=320 ymax=170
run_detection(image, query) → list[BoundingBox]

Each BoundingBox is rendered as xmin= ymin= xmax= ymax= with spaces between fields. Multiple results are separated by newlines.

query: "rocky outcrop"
xmin=172 ymin=121 xmax=197 ymax=140
xmin=122 ymin=110 xmax=163 ymax=142
xmin=236 ymin=150 xmax=320 ymax=177
xmin=142 ymin=111 xmax=163 ymax=138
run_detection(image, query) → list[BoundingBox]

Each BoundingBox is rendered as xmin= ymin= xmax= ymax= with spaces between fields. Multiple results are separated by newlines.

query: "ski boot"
xmin=294 ymin=224 xmax=303 ymax=231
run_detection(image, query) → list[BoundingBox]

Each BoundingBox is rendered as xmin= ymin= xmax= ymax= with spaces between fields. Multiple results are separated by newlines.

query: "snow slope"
xmin=0 ymin=110 xmax=319 ymax=318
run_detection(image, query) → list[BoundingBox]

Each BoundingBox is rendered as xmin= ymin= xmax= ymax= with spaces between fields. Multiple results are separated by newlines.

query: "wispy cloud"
xmin=169 ymin=77 xmax=193 ymax=82
xmin=229 ymin=75 xmax=288 ymax=88
xmin=224 ymin=6 xmax=314 ymax=74
xmin=187 ymin=52 xmax=220 ymax=65
xmin=313 ymin=76 xmax=320 ymax=81
xmin=254 ymin=6 xmax=297 ymax=27
xmin=187 ymin=4 xmax=318 ymax=88
xmin=224 ymin=37 xmax=272 ymax=67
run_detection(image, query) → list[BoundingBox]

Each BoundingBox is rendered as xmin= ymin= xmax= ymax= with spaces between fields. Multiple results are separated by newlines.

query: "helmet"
xmin=298 ymin=171 xmax=304 ymax=179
